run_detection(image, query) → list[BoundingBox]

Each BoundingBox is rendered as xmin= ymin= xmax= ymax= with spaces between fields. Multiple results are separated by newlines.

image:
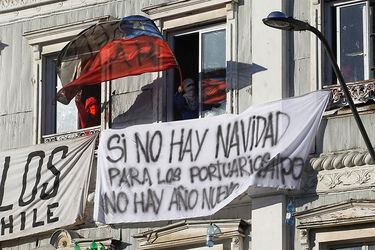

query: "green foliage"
xmin=74 ymin=241 xmax=106 ymax=250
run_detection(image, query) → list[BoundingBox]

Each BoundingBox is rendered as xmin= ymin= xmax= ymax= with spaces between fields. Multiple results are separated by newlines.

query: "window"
xmin=169 ymin=24 xmax=227 ymax=120
xmin=42 ymin=54 xmax=78 ymax=135
xmin=329 ymin=243 xmax=375 ymax=250
xmin=142 ymin=0 xmax=237 ymax=121
xmin=331 ymin=246 xmax=362 ymax=250
xmin=24 ymin=16 xmax=111 ymax=143
xmin=324 ymin=0 xmax=375 ymax=84
xmin=296 ymin=200 xmax=375 ymax=250
xmin=42 ymin=54 xmax=101 ymax=136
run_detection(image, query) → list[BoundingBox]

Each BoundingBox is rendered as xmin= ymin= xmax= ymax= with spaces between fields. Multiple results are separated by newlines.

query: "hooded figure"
xmin=75 ymin=94 xmax=100 ymax=128
xmin=174 ymin=78 xmax=199 ymax=120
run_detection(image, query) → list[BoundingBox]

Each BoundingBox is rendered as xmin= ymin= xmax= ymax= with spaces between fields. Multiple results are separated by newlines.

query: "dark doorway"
xmin=173 ymin=33 xmax=199 ymax=120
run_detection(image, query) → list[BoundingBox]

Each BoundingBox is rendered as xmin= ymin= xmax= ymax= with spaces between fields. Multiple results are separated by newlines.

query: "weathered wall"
xmin=0 ymin=21 xmax=34 ymax=150
xmin=290 ymin=0 xmax=313 ymax=96
xmin=0 ymin=0 xmax=167 ymax=151
xmin=236 ymin=0 xmax=252 ymax=113
xmin=0 ymin=1 xmax=169 ymax=248
xmin=0 ymin=0 xmax=252 ymax=249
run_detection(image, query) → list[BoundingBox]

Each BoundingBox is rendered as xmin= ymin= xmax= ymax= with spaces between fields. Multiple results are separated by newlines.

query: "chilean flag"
xmin=57 ymin=16 xmax=178 ymax=104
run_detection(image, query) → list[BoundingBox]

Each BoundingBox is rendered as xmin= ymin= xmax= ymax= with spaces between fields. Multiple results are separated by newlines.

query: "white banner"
xmin=0 ymin=135 xmax=97 ymax=241
xmin=94 ymin=91 xmax=330 ymax=223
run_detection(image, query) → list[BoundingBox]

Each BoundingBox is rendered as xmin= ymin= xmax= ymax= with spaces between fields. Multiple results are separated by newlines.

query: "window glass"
xmin=201 ymin=29 xmax=226 ymax=117
xmin=56 ymin=73 xmax=79 ymax=134
xmin=338 ymin=3 xmax=365 ymax=82
xmin=330 ymin=246 xmax=361 ymax=250
xmin=43 ymin=55 xmax=79 ymax=135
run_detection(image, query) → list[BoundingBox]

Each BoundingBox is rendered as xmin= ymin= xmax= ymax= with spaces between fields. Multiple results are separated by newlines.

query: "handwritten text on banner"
xmin=94 ymin=91 xmax=330 ymax=223
xmin=0 ymin=135 xmax=96 ymax=241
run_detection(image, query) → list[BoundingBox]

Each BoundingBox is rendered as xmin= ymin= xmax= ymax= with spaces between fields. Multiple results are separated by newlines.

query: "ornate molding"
xmin=134 ymin=219 xmax=248 ymax=250
xmin=299 ymin=229 xmax=309 ymax=250
xmin=310 ymin=150 xmax=375 ymax=171
xmin=42 ymin=126 xmax=100 ymax=143
xmin=300 ymin=151 xmax=375 ymax=193
xmin=50 ymin=229 xmax=114 ymax=249
xmin=302 ymin=165 xmax=375 ymax=193
xmin=231 ymin=235 xmax=243 ymax=250
xmin=317 ymin=166 xmax=375 ymax=191
xmin=295 ymin=200 xmax=375 ymax=249
xmin=0 ymin=0 xmax=65 ymax=13
xmin=142 ymin=0 xmax=234 ymax=18
xmin=0 ymin=0 xmax=116 ymax=25
xmin=295 ymin=200 xmax=375 ymax=229
xmin=327 ymin=80 xmax=375 ymax=109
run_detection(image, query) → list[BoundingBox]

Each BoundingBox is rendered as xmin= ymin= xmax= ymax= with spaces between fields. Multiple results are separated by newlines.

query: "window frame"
xmin=42 ymin=52 xmax=82 ymax=136
xmin=166 ymin=23 xmax=227 ymax=121
xmin=336 ymin=1 xmax=369 ymax=82
xmin=328 ymin=242 xmax=375 ymax=250
xmin=142 ymin=0 xmax=238 ymax=121
xmin=295 ymin=200 xmax=375 ymax=250
xmin=24 ymin=17 xmax=111 ymax=143
xmin=323 ymin=0 xmax=373 ymax=85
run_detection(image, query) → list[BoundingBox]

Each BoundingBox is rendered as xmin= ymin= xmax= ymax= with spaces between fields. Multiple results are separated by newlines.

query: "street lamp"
xmin=262 ymin=11 xmax=375 ymax=162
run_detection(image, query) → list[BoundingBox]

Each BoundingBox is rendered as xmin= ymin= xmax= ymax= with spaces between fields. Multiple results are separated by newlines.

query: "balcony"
xmin=326 ymin=80 xmax=375 ymax=109
xmin=41 ymin=126 xmax=101 ymax=144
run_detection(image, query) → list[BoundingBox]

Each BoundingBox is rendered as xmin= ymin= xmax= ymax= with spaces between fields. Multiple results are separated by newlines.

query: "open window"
xmin=42 ymin=55 xmax=101 ymax=136
xmin=169 ymin=24 xmax=227 ymax=121
xmin=24 ymin=17 xmax=110 ymax=143
xmin=142 ymin=0 xmax=237 ymax=122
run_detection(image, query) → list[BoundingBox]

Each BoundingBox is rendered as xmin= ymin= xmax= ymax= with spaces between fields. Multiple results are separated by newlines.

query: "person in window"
xmin=174 ymin=78 xmax=199 ymax=120
xmin=75 ymin=91 xmax=100 ymax=128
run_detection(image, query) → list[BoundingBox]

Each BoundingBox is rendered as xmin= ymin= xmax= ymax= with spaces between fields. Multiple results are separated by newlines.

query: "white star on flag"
xmin=129 ymin=20 xmax=145 ymax=30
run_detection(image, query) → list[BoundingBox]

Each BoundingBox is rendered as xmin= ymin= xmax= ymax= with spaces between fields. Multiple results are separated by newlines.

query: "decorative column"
xmin=231 ymin=235 xmax=243 ymax=250
xmin=31 ymin=44 xmax=42 ymax=144
xmin=300 ymin=229 xmax=309 ymax=250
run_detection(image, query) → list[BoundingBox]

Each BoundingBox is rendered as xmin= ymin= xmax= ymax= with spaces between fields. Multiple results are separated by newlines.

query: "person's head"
xmin=181 ymin=78 xmax=198 ymax=111
xmin=182 ymin=78 xmax=195 ymax=95
xmin=85 ymin=97 xmax=99 ymax=116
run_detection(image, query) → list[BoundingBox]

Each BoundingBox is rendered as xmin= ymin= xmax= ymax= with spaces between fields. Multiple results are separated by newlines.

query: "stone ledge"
xmin=300 ymin=151 xmax=375 ymax=193
xmin=0 ymin=0 xmax=64 ymax=14
xmin=310 ymin=150 xmax=375 ymax=171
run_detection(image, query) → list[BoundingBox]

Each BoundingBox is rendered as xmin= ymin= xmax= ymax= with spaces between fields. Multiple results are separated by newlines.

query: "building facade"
xmin=0 ymin=0 xmax=374 ymax=249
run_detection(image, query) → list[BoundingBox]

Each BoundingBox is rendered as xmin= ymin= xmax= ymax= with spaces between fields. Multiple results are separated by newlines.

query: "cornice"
xmin=300 ymin=151 xmax=375 ymax=193
xmin=0 ymin=0 xmax=120 ymax=26
xmin=295 ymin=200 xmax=375 ymax=229
xmin=310 ymin=150 xmax=375 ymax=171
xmin=0 ymin=0 xmax=65 ymax=14
xmin=134 ymin=219 xmax=249 ymax=250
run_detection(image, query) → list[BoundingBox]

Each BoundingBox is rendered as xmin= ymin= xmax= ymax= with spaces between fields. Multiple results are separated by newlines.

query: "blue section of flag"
xmin=120 ymin=15 xmax=163 ymax=39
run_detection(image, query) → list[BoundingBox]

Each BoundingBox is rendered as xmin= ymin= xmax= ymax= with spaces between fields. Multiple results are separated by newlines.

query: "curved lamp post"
xmin=262 ymin=11 xmax=375 ymax=161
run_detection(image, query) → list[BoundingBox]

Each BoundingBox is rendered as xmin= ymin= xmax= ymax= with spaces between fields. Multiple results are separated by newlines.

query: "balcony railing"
xmin=41 ymin=126 xmax=101 ymax=144
xmin=326 ymin=80 xmax=375 ymax=109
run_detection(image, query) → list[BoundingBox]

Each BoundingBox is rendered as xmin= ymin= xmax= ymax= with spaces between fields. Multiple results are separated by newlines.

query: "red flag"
xmin=202 ymin=78 xmax=226 ymax=105
xmin=57 ymin=35 xmax=177 ymax=103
